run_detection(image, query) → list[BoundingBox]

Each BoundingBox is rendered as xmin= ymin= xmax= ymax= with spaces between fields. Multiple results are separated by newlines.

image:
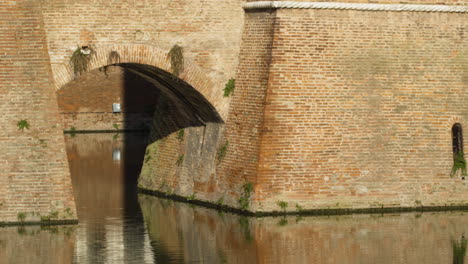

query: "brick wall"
xmin=2 ymin=0 xmax=466 ymax=218
xmin=249 ymin=8 xmax=468 ymax=211
xmin=41 ymin=0 xmax=244 ymax=120
xmin=216 ymin=10 xmax=277 ymax=207
xmin=57 ymin=66 xmax=157 ymax=131
xmin=0 ymin=0 xmax=76 ymax=222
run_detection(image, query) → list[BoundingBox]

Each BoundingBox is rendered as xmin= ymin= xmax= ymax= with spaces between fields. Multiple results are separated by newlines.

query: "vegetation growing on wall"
xmin=217 ymin=140 xmax=229 ymax=164
xmin=238 ymin=182 xmax=253 ymax=210
xmin=223 ymin=78 xmax=235 ymax=97
xmin=168 ymin=44 xmax=184 ymax=77
xmin=276 ymin=201 xmax=288 ymax=212
xmin=70 ymin=46 xmax=94 ymax=76
xmin=17 ymin=120 xmax=29 ymax=131
xmin=176 ymin=154 xmax=184 ymax=166
xmin=451 ymin=152 xmax=467 ymax=178
xmin=177 ymin=129 xmax=185 ymax=141
xmin=17 ymin=213 xmax=26 ymax=222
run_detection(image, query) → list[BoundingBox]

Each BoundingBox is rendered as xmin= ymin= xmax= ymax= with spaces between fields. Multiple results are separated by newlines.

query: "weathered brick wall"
xmin=138 ymin=117 xmax=222 ymax=200
xmin=216 ymin=11 xmax=277 ymax=208
xmin=41 ymin=0 xmax=244 ymax=120
xmin=0 ymin=0 xmax=76 ymax=222
xmin=250 ymin=8 xmax=468 ymax=211
xmin=57 ymin=66 xmax=157 ymax=131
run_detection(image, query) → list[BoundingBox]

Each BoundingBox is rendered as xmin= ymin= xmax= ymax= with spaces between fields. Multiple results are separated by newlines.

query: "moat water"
xmin=1 ymin=133 xmax=467 ymax=263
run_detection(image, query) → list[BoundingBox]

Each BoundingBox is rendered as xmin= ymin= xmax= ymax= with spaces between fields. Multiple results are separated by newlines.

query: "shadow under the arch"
xmin=120 ymin=63 xmax=223 ymax=144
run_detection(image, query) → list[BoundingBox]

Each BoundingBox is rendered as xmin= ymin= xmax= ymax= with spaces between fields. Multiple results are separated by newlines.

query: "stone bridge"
xmin=0 ymin=0 xmax=467 ymax=223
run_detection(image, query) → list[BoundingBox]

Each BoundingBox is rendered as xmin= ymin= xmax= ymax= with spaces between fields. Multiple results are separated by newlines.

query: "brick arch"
xmin=51 ymin=44 xmax=225 ymax=118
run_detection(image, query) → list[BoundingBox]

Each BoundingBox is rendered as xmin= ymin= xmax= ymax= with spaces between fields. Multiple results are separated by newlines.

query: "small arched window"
xmin=452 ymin=123 xmax=463 ymax=155
xmin=451 ymin=123 xmax=466 ymax=179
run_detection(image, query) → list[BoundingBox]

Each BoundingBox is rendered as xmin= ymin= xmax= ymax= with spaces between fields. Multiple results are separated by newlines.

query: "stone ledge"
xmin=243 ymin=1 xmax=468 ymax=13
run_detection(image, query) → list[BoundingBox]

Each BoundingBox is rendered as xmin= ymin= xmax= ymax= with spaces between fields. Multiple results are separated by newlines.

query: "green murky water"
xmin=1 ymin=133 xmax=467 ymax=264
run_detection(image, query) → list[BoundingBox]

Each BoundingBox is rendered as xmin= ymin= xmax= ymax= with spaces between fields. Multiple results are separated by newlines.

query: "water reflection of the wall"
xmin=0 ymin=226 xmax=76 ymax=264
xmin=65 ymin=133 xmax=153 ymax=263
xmin=140 ymin=194 xmax=468 ymax=264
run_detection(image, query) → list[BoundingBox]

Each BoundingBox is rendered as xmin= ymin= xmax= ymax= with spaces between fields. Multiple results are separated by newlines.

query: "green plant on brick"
xmin=177 ymin=129 xmax=185 ymax=141
xmin=70 ymin=46 xmax=93 ymax=75
xmin=176 ymin=154 xmax=184 ymax=166
xmin=238 ymin=181 xmax=253 ymax=210
xmin=17 ymin=212 xmax=26 ymax=222
xmin=295 ymin=203 xmax=304 ymax=212
xmin=223 ymin=78 xmax=235 ymax=97
xmin=451 ymin=152 xmax=467 ymax=178
xmin=69 ymin=126 xmax=77 ymax=137
xmin=168 ymin=44 xmax=184 ymax=77
xmin=217 ymin=140 xmax=229 ymax=164
xmin=216 ymin=196 xmax=224 ymax=206
xmin=17 ymin=119 xmax=29 ymax=131
xmin=276 ymin=201 xmax=288 ymax=212
xmin=113 ymin=123 xmax=120 ymax=130
xmin=187 ymin=193 xmax=196 ymax=201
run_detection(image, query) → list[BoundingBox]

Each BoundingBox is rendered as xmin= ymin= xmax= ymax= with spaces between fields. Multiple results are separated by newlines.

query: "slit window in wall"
xmin=451 ymin=123 xmax=467 ymax=179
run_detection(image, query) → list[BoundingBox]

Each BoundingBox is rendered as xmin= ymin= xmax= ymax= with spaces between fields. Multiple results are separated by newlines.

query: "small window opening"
xmin=451 ymin=123 xmax=466 ymax=179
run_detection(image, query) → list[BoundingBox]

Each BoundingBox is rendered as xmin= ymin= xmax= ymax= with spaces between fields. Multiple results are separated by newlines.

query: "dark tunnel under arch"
xmin=116 ymin=63 xmax=224 ymax=142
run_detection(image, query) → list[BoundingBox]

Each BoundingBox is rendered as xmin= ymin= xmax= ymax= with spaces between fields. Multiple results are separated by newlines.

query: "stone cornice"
xmin=243 ymin=1 xmax=468 ymax=13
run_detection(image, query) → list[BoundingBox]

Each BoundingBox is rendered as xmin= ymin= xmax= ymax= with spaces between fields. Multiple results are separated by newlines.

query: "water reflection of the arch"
xmin=66 ymin=133 xmax=151 ymax=263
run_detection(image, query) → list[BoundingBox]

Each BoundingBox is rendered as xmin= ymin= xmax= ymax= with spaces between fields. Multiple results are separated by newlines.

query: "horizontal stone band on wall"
xmin=243 ymin=1 xmax=468 ymax=13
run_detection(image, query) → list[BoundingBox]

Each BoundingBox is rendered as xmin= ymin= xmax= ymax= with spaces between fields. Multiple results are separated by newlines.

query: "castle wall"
xmin=1 ymin=0 xmax=466 ymax=219
xmin=249 ymin=8 xmax=468 ymax=211
xmin=0 ymin=0 xmax=76 ymax=222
